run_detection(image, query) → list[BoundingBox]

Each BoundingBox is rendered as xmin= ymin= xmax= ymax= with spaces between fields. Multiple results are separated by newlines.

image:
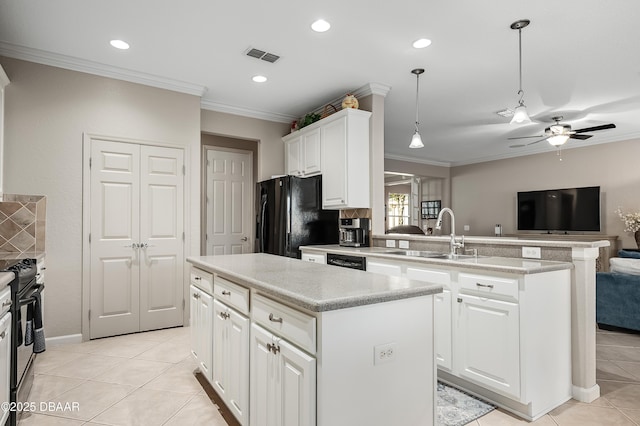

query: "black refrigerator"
xmin=256 ymin=175 xmax=339 ymax=258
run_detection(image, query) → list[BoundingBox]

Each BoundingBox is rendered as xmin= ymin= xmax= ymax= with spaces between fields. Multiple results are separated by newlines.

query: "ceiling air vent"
xmin=245 ymin=47 xmax=280 ymax=63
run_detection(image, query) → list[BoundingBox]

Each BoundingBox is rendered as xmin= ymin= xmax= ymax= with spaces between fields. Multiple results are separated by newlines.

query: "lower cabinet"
xmin=301 ymin=253 xmax=326 ymax=264
xmin=190 ymin=285 xmax=213 ymax=382
xmin=406 ymin=266 xmax=452 ymax=371
xmin=249 ymin=323 xmax=316 ymax=426
xmin=212 ymin=299 xmax=249 ymax=425
xmin=456 ymin=293 xmax=520 ymax=398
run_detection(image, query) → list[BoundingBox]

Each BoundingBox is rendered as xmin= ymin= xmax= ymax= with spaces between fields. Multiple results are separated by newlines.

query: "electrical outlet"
xmin=522 ymin=246 xmax=541 ymax=259
xmin=374 ymin=343 xmax=397 ymax=365
xmin=386 ymin=240 xmax=396 ymax=248
xmin=399 ymin=240 xmax=409 ymax=249
xmin=463 ymin=225 xmax=470 ymax=231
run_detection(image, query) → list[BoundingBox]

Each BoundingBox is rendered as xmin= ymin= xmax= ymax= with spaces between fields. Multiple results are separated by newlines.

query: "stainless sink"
xmin=385 ymin=250 xmax=482 ymax=260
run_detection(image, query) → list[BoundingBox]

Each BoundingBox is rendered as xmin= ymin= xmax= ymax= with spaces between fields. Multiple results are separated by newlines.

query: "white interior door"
xmin=90 ymin=140 xmax=141 ymax=338
xmin=139 ymin=145 xmax=184 ymax=331
xmin=90 ymin=140 xmax=184 ymax=339
xmin=206 ymin=148 xmax=253 ymax=255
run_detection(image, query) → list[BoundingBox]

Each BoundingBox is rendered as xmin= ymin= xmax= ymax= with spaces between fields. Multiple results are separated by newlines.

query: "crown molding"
xmin=353 ymin=82 xmax=392 ymax=98
xmin=0 ymin=42 xmax=206 ymax=97
xmin=384 ymin=153 xmax=451 ymax=167
xmin=200 ymin=99 xmax=297 ymax=124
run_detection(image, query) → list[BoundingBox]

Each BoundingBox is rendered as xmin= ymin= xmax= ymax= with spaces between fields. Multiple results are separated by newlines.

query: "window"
xmin=387 ymin=193 xmax=409 ymax=228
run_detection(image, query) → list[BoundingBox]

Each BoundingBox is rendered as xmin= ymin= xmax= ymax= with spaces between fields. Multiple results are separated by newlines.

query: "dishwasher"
xmin=326 ymin=253 xmax=366 ymax=271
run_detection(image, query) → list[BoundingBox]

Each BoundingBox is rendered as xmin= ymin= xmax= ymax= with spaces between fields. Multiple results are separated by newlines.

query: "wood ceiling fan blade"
xmin=573 ymin=123 xmax=616 ymax=133
xmin=570 ymin=134 xmax=592 ymax=140
xmin=507 ymin=135 xmax=544 ymax=140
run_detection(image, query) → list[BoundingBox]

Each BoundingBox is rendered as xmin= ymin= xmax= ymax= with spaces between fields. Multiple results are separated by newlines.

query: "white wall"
xmin=450 ymin=139 xmax=640 ymax=249
xmin=201 ymin=109 xmax=289 ymax=182
xmin=1 ymin=57 xmax=201 ymax=337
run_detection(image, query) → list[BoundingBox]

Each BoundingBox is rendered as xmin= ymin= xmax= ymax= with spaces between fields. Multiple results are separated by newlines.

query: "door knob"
xmin=241 ymin=236 xmax=248 ymax=241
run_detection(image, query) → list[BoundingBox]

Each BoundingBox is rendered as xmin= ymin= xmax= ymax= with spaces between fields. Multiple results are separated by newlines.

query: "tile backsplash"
xmin=0 ymin=194 xmax=46 ymax=254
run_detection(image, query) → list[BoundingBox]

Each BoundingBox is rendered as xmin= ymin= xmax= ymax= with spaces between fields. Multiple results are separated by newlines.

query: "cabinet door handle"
xmin=268 ymin=313 xmax=283 ymax=323
xmin=194 ymin=276 xmax=201 ymax=281
xmin=457 ymin=297 xmax=463 ymax=303
xmin=476 ymin=283 xmax=494 ymax=289
xmin=2 ymin=300 xmax=11 ymax=308
xmin=221 ymin=290 xmax=231 ymax=296
xmin=192 ymin=293 xmax=200 ymax=300
xmin=0 ymin=331 xmax=5 ymax=340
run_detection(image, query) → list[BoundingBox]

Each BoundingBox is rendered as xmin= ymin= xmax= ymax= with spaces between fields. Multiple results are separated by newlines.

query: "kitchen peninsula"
xmin=301 ymin=243 xmax=575 ymax=420
xmin=186 ymin=253 xmax=442 ymax=426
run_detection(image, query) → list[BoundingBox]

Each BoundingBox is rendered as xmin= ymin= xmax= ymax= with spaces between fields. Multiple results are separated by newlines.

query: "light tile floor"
xmin=18 ymin=326 xmax=640 ymax=425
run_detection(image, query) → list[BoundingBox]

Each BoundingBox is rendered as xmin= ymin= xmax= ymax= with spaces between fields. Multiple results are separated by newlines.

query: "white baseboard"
xmin=45 ymin=334 xmax=83 ymax=346
xmin=572 ymin=384 xmax=600 ymax=402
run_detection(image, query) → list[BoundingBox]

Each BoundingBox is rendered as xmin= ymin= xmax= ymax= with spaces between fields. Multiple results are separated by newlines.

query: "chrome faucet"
xmin=435 ymin=208 xmax=465 ymax=255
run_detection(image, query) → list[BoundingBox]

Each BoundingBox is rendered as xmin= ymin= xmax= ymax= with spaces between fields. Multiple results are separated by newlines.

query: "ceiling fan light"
xmin=547 ymin=134 xmax=570 ymax=146
xmin=510 ymin=105 xmax=532 ymax=124
xmin=409 ymin=131 xmax=424 ymax=148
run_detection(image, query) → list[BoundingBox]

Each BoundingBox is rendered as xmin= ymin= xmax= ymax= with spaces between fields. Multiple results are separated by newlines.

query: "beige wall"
xmin=1 ymin=57 xmax=202 ymax=338
xmin=201 ymin=110 xmax=289 ymax=182
xmin=450 ymin=139 xmax=640 ymax=249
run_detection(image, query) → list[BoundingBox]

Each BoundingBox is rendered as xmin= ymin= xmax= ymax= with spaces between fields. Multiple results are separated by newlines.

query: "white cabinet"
xmin=366 ymin=259 xmax=402 ymax=276
xmin=456 ymin=293 xmax=520 ymax=398
xmin=212 ymin=299 xmax=250 ymax=425
xmin=250 ymin=323 xmax=316 ymax=426
xmin=320 ymin=109 xmax=371 ymax=209
xmin=301 ymin=253 xmax=325 ymax=264
xmin=406 ymin=266 xmax=452 ymax=371
xmin=285 ymin=128 xmax=321 ymax=177
xmin=190 ymin=285 xmax=213 ymax=382
xmin=282 ymin=108 xmax=371 ymax=210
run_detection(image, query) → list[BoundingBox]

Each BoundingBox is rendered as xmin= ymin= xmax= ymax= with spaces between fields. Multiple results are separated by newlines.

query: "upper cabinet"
xmin=284 ymin=127 xmax=321 ymax=177
xmin=283 ymin=108 xmax=371 ymax=210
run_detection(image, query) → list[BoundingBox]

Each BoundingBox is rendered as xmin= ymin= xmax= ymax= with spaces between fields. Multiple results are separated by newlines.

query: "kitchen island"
xmin=187 ymin=253 xmax=442 ymax=426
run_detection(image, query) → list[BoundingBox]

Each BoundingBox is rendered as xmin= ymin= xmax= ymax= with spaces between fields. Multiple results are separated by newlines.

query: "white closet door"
xmin=139 ymin=145 xmax=184 ymax=331
xmin=90 ymin=140 xmax=141 ymax=338
xmin=90 ymin=140 xmax=184 ymax=339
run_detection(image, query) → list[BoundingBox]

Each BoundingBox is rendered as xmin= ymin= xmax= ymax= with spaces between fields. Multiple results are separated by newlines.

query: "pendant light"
xmin=510 ymin=19 xmax=531 ymax=125
xmin=409 ymin=68 xmax=425 ymax=148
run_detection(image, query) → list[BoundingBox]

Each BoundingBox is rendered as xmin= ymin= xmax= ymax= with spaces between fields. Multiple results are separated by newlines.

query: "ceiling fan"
xmin=508 ymin=116 xmax=616 ymax=148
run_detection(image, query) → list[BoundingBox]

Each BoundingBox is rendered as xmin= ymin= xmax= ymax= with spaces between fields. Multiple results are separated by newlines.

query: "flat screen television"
xmin=517 ymin=186 xmax=601 ymax=232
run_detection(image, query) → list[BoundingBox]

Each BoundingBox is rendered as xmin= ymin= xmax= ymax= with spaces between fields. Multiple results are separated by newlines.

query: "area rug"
xmin=437 ymin=381 xmax=496 ymax=426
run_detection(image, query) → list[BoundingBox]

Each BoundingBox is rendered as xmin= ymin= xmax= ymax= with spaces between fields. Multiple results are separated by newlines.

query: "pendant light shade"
xmin=510 ymin=20 xmax=531 ymax=125
xmin=409 ymin=131 xmax=424 ymax=148
xmin=510 ymin=104 xmax=531 ymax=124
xmin=409 ymin=68 xmax=425 ymax=148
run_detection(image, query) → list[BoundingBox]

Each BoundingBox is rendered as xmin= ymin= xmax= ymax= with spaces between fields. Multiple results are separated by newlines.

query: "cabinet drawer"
xmin=191 ymin=267 xmax=213 ymax=294
xmin=214 ymin=276 xmax=250 ymax=315
xmin=252 ymin=294 xmax=316 ymax=354
xmin=458 ymin=273 xmax=518 ymax=300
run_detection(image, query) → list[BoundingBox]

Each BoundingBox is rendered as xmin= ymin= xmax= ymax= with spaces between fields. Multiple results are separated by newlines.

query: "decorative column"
xmin=570 ymin=247 xmax=600 ymax=402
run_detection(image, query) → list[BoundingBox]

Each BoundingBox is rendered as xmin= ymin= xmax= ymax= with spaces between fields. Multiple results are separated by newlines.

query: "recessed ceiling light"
xmin=252 ymin=75 xmax=267 ymax=83
xmin=412 ymin=38 xmax=432 ymax=49
xmin=110 ymin=39 xmax=130 ymax=50
xmin=311 ymin=19 xmax=331 ymax=33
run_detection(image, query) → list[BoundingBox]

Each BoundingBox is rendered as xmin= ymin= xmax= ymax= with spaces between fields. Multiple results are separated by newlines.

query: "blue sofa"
xmin=596 ymin=271 xmax=640 ymax=332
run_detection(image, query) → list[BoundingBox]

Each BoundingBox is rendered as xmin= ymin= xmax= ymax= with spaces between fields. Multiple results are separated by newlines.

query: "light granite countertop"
xmin=301 ymin=245 xmax=574 ymax=275
xmin=187 ymin=253 xmax=442 ymax=312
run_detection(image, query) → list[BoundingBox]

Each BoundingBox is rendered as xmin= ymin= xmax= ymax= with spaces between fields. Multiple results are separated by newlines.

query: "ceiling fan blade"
xmin=573 ymin=123 xmax=616 ymax=133
xmin=526 ymin=138 xmax=547 ymax=146
xmin=509 ymin=144 xmax=526 ymax=148
xmin=569 ymin=134 xmax=592 ymax=140
xmin=507 ymin=135 xmax=544 ymax=140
